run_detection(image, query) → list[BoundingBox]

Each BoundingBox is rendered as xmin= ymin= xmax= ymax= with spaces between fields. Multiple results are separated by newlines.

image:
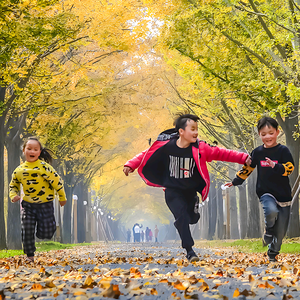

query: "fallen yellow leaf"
xmin=31 ymin=283 xmax=43 ymax=290
xmin=173 ymin=280 xmax=187 ymax=290
xmin=150 ymin=288 xmax=158 ymax=295
xmin=45 ymin=281 xmax=56 ymax=288
xmin=233 ymin=288 xmax=240 ymax=298
xmin=73 ymin=291 xmax=86 ymax=296
xmin=199 ymin=282 xmax=209 ymax=292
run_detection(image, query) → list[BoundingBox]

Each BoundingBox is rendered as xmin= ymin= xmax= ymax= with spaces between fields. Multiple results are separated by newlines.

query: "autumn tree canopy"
xmin=2 ymin=0 xmax=300 ymax=246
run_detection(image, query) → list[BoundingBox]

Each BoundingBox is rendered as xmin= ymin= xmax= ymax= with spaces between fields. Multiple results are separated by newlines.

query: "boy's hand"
xmin=12 ymin=195 xmax=21 ymax=203
xmin=222 ymin=182 xmax=233 ymax=189
xmin=265 ymin=157 xmax=276 ymax=168
xmin=245 ymin=156 xmax=252 ymax=166
xmin=59 ymin=201 xmax=67 ymax=207
xmin=123 ymin=166 xmax=134 ymax=176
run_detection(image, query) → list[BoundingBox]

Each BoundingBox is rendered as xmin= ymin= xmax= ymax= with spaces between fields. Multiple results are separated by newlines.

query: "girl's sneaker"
xmin=26 ymin=256 xmax=34 ymax=263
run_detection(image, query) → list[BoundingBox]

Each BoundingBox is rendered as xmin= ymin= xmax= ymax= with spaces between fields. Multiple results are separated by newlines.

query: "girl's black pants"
xmin=165 ymin=188 xmax=200 ymax=250
xmin=21 ymin=200 xmax=56 ymax=256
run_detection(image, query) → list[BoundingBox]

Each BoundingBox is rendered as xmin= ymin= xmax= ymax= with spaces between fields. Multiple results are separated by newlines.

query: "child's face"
xmin=258 ymin=125 xmax=279 ymax=148
xmin=23 ymin=140 xmax=42 ymax=162
xmin=179 ymin=119 xmax=198 ymax=144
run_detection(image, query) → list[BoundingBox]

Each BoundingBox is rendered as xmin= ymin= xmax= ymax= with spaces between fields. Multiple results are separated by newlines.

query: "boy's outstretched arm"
xmin=123 ymin=149 xmax=148 ymax=176
xmin=204 ymin=142 xmax=250 ymax=165
xmin=231 ymin=149 xmax=255 ymax=186
xmin=232 ymin=163 xmax=256 ymax=186
xmin=123 ymin=166 xmax=134 ymax=176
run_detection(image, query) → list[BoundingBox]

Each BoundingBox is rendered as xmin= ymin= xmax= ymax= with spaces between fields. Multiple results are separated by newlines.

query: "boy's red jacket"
xmin=125 ymin=129 xmax=248 ymax=201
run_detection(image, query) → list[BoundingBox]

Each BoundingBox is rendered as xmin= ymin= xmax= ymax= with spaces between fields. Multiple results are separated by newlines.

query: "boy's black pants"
xmin=165 ymin=188 xmax=200 ymax=250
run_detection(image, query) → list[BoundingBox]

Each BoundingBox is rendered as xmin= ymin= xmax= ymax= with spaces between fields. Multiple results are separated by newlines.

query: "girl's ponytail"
xmin=39 ymin=148 xmax=53 ymax=164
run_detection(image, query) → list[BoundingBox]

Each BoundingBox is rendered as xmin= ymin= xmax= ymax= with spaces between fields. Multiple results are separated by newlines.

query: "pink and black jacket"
xmin=125 ymin=128 xmax=249 ymax=201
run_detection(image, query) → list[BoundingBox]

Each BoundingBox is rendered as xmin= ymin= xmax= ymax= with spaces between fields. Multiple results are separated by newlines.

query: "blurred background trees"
xmin=2 ymin=0 xmax=300 ymax=247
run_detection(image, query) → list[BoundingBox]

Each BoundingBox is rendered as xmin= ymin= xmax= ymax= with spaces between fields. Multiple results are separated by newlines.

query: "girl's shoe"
xmin=26 ymin=256 xmax=34 ymax=263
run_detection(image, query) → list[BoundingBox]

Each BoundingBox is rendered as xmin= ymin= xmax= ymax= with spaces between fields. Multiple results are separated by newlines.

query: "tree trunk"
xmin=208 ymin=176 xmax=217 ymax=239
xmin=166 ymin=221 xmax=177 ymax=240
xmin=215 ymin=180 xmax=224 ymax=239
xmin=61 ymin=160 xmax=76 ymax=244
xmin=192 ymin=218 xmax=201 ymax=240
xmin=6 ymin=117 xmax=24 ymax=249
xmin=246 ymin=168 xmax=261 ymax=237
xmin=75 ymin=182 xmax=86 ymax=243
xmin=200 ymin=202 xmax=209 ymax=239
xmin=82 ymin=185 xmax=88 ymax=242
xmin=0 ymin=86 xmax=7 ymax=249
xmin=0 ymin=136 xmax=6 ymax=249
xmin=62 ymin=170 xmax=74 ymax=243
xmin=6 ymin=138 xmax=22 ymax=249
xmin=282 ymin=115 xmax=300 ymax=237
xmin=85 ymin=189 xmax=92 ymax=243
xmin=229 ymin=167 xmax=239 ymax=239
xmin=238 ymin=185 xmax=248 ymax=239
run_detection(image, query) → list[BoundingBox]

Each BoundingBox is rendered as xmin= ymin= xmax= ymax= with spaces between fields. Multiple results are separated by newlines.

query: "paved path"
xmin=0 ymin=242 xmax=299 ymax=299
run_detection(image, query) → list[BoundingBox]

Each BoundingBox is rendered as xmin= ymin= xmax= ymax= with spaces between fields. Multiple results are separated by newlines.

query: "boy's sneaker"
xmin=262 ymin=233 xmax=273 ymax=247
xmin=268 ymin=254 xmax=278 ymax=262
xmin=186 ymin=251 xmax=199 ymax=263
xmin=267 ymin=250 xmax=278 ymax=262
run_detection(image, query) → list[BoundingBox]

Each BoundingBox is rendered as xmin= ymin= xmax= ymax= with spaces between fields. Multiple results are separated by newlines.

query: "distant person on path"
xmin=132 ymin=224 xmax=135 ymax=242
xmin=132 ymin=223 xmax=138 ymax=242
xmin=154 ymin=225 xmax=159 ymax=242
xmin=126 ymin=228 xmax=131 ymax=242
xmin=228 ymin=117 xmax=294 ymax=263
xmin=134 ymin=223 xmax=141 ymax=242
xmin=9 ymin=137 xmax=67 ymax=263
xmin=141 ymin=230 xmax=144 ymax=242
xmin=145 ymin=227 xmax=150 ymax=242
xmin=148 ymin=228 xmax=153 ymax=242
xmin=123 ymin=113 xmax=250 ymax=262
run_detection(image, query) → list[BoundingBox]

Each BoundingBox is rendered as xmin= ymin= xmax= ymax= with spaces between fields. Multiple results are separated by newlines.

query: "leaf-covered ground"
xmin=0 ymin=242 xmax=300 ymax=299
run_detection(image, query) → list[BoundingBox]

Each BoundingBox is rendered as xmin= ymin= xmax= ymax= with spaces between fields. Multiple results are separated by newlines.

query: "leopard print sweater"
xmin=9 ymin=159 xmax=67 ymax=204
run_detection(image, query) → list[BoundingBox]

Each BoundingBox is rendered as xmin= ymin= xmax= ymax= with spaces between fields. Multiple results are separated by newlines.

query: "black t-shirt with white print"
xmin=162 ymin=138 xmax=206 ymax=191
xmin=252 ymin=144 xmax=294 ymax=202
xmin=233 ymin=143 xmax=294 ymax=202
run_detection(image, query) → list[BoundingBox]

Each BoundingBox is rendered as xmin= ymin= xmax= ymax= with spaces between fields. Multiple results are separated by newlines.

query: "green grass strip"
xmin=195 ymin=238 xmax=300 ymax=254
xmin=0 ymin=241 xmax=92 ymax=258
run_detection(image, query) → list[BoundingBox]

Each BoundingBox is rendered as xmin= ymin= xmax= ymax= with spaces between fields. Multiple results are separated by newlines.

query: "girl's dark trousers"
xmin=165 ymin=188 xmax=200 ymax=250
xmin=21 ymin=200 xmax=56 ymax=256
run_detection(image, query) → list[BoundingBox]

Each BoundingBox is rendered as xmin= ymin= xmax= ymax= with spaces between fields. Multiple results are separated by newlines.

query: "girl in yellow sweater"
xmin=9 ymin=137 xmax=67 ymax=262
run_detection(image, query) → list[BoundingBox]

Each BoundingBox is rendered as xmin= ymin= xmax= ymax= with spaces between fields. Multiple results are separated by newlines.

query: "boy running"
xmin=123 ymin=114 xmax=250 ymax=262
xmin=228 ymin=117 xmax=294 ymax=262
